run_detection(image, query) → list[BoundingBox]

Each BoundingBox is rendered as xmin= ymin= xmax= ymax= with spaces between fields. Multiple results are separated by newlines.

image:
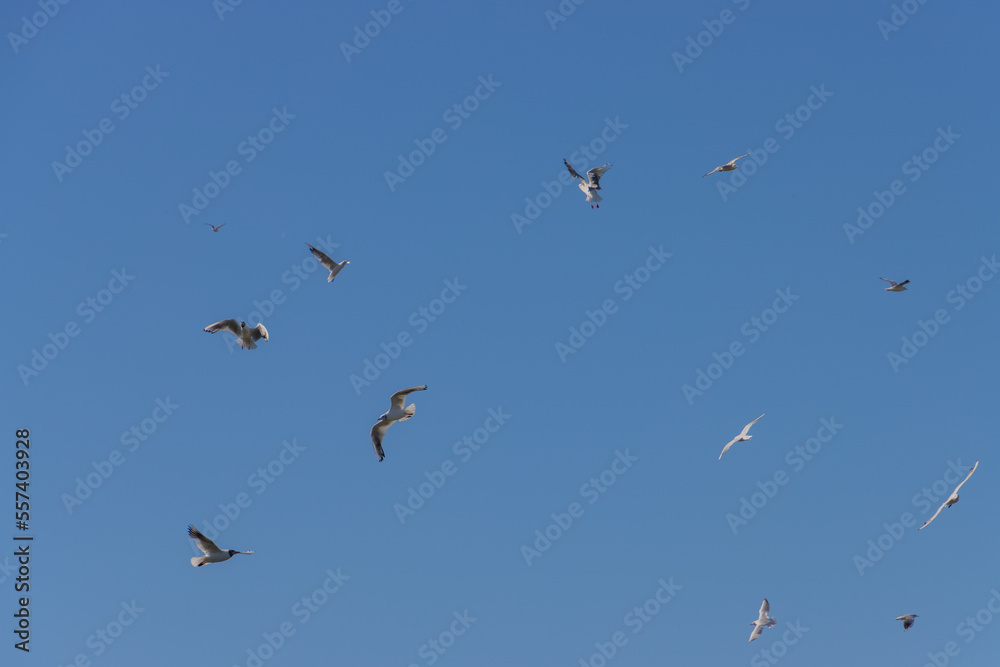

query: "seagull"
xmin=919 ymin=460 xmax=979 ymax=529
xmin=703 ymin=152 xmax=751 ymax=177
xmin=895 ymin=614 xmax=918 ymax=631
xmin=749 ymin=599 xmax=777 ymax=642
xmin=203 ymin=319 xmax=269 ymax=350
xmin=371 ymin=385 xmax=428 ymax=462
xmin=880 ymin=278 xmax=910 ymax=292
xmin=564 ymin=159 xmax=613 ymax=208
xmin=188 ymin=525 xmax=254 ymax=567
xmin=205 ymin=223 xmax=226 ymax=232
xmin=306 ymin=243 xmax=350 ymax=282
xmin=719 ymin=414 xmax=765 ymax=460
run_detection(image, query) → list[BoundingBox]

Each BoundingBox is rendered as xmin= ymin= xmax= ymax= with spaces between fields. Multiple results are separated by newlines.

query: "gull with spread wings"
xmin=880 ymin=278 xmax=910 ymax=292
xmin=371 ymin=385 xmax=428 ymax=462
xmin=204 ymin=319 xmax=269 ymax=350
xmin=564 ymin=159 xmax=613 ymax=208
xmin=895 ymin=614 xmax=918 ymax=631
xmin=188 ymin=525 xmax=254 ymax=567
xmin=307 ymin=243 xmax=350 ymax=282
xmin=704 ymin=152 xmax=750 ymax=177
xmin=919 ymin=460 xmax=979 ymax=529
xmin=719 ymin=414 xmax=765 ymax=460
xmin=749 ymin=599 xmax=777 ymax=642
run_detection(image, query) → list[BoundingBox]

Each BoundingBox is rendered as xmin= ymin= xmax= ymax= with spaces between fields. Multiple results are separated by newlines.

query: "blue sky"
xmin=4 ymin=0 xmax=1000 ymax=665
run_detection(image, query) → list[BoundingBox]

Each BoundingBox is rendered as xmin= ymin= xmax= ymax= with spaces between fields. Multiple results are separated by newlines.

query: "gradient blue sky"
xmin=5 ymin=1 xmax=1000 ymax=665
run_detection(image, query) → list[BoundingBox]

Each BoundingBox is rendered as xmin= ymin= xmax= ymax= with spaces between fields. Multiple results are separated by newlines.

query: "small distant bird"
xmin=895 ymin=614 xmax=918 ymax=631
xmin=306 ymin=243 xmax=349 ymax=282
xmin=703 ymin=152 xmax=751 ymax=177
xmin=749 ymin=599 xmax=777 ymax=642
xmin=719 ymin=414 xmax=765 ymax=460
xmin=204 ymin=319 xmax=269 ymax=350
xmin=920 ymin=460 xmax=979 ymax=529
xmin=880 ymin=278 xmax=910 ymax=292
xmin=371 ymin=385 xmax=428 ymax=462
xmin=564 ymin=159 xmax=613 ymax=208
xmin=188 ymin=525 xmax=254 ymax=567
xmin=205 ymin=223 xmax=226 ymax=232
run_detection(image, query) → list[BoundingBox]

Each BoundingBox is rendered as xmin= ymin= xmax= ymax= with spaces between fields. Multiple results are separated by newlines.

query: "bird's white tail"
xmin=191 ymin=556 xmax=207 ymax=567
xmin=242 ymin=339 xmax=256 ymax=350
xmin=327 ymin=273 xmax=335 ymax=282
xmin=398 ymin=404 xmax=416 ymax=421
xmin=587 ymin=191 xmax=603 ymax=203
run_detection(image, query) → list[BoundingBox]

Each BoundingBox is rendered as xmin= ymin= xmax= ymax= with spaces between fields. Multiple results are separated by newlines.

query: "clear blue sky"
xmin=5 ymin=1 xmax=1000 ymax=665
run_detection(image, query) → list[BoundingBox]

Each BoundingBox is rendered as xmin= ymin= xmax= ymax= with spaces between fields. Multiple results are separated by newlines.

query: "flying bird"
xmin=703 ymin=152 xmax=751 ymax=177
xmin=205 ymin=223 xmax=226 ymax=232
xmin=895 ymin=614 xmax=918 ymax=631
xmin=306 ymin=243 xmax=350 ymax=282
xmin=880 ymin=278 xmax=910 ymax=292
xmin=188 ymin=525 xmax=254 ymax=567
xmin=371 ymin=385 xmax=428 ymax=462
xmin=204 ymin=319 xmax=269 ymax=350
xmin=564 ymin=159 xmax=613 ymax=208
xmin=719 ymin=414 xmax=765 ymax=460
xmin=919 ymin=460 xmax=979 ymax=529
xmin=749 ymin=599 xmax=777 ymax=642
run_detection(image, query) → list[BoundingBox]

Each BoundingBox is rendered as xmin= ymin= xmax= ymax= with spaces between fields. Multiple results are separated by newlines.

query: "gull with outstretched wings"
xmin=307 ymin=243 xmax=350 ymax=282
xmin=749 ymin=599 xmax=777 ymax=642
xmin=719 ymin=414 xmax=765 ymax=460
xmin=371 ymin=385 xmax=428 ymax=462
xmin=205 ymin=223 xmax=226 ymax=232
xmin=564 ymin=159 xmax=613 ymax=208
xmin=188 ymin=525 xmax=254 ymax=567
xmin=704 ymin=152 xmax=751 ymax=177
xmin=880 ymin=278 xmax=910 ymax=292
xmin=204 ymin=319 xmax=269 ymax=350
xmin=920 ymin=460 xmax=979 ymax=529
xmin=895 ymin=614 xmax=918 ymax=631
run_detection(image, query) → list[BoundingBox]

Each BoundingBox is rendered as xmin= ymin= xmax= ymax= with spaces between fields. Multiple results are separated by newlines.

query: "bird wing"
xmin=564 ymin=159 xmax=585 ymax=183
xmin=727 ymin=152 xmax=751 ymax=166
xmin=919 ymin=499 xmax=948 ymax=529
xmin=749 ymin=622 xmax=765 ymax=642
xmin=896 ymin=280 xmax=910 ymax=287
xmin=188 ymin=525 xmax=222 ymax=555
xmin=390 ymin=385 xmax=428 ymax=411
xmin=587 ymin=163 xmax=613 ymax=187
xmin=371 ymin=419 xmax=390 ymax=461
xmin=879 ymin=277 xmax=896 ymax=285
xmin=759 ymin=599 xmax=770 ymax=619
xmin=951 ymin=460 xmax=979 ymax=495
xmin=251 ymin=323 xmax=269 ymax=342
xmin=719 ymin=436 xmax=740 ymax=460
xmin=703 ymin=166 xmax=722 ymax=177
xmin=307 ymin=243 xmax=338 ymax=272
xmin=204 ymin=319 xmax=242 ymax=336
xmin=740 ymin=414 xmax=765 ymax=437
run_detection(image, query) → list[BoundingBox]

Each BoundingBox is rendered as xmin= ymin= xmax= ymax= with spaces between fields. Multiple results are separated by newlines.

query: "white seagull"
xmin=188 ymin=525 xmax=254 ymax=567
xmin=880 ymin=278 xmax=910 ymax=292
xmin=749 ymin=599 xmax=777 ymax=642
xmin=371 ymin=385 xmax=427 ymax=462
xmin=564 ymin=159 xmax=613 ymax=208
xmin=704 ymin=152 xmax=751 ymax=177
xmin=204 ymin=319 xmax=269 ymax=350
xmin=205 ymin=223 xmax=226 ymax=232
xmin=719 ymin=414 xmax=765 ymax=460
xmin=919 ymin=460 xmax=979 ymax=530
xmin=307 ymin=243 xmax=350 ymax=282
xmin=895 ymin=614 xmax=918 ymax=631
